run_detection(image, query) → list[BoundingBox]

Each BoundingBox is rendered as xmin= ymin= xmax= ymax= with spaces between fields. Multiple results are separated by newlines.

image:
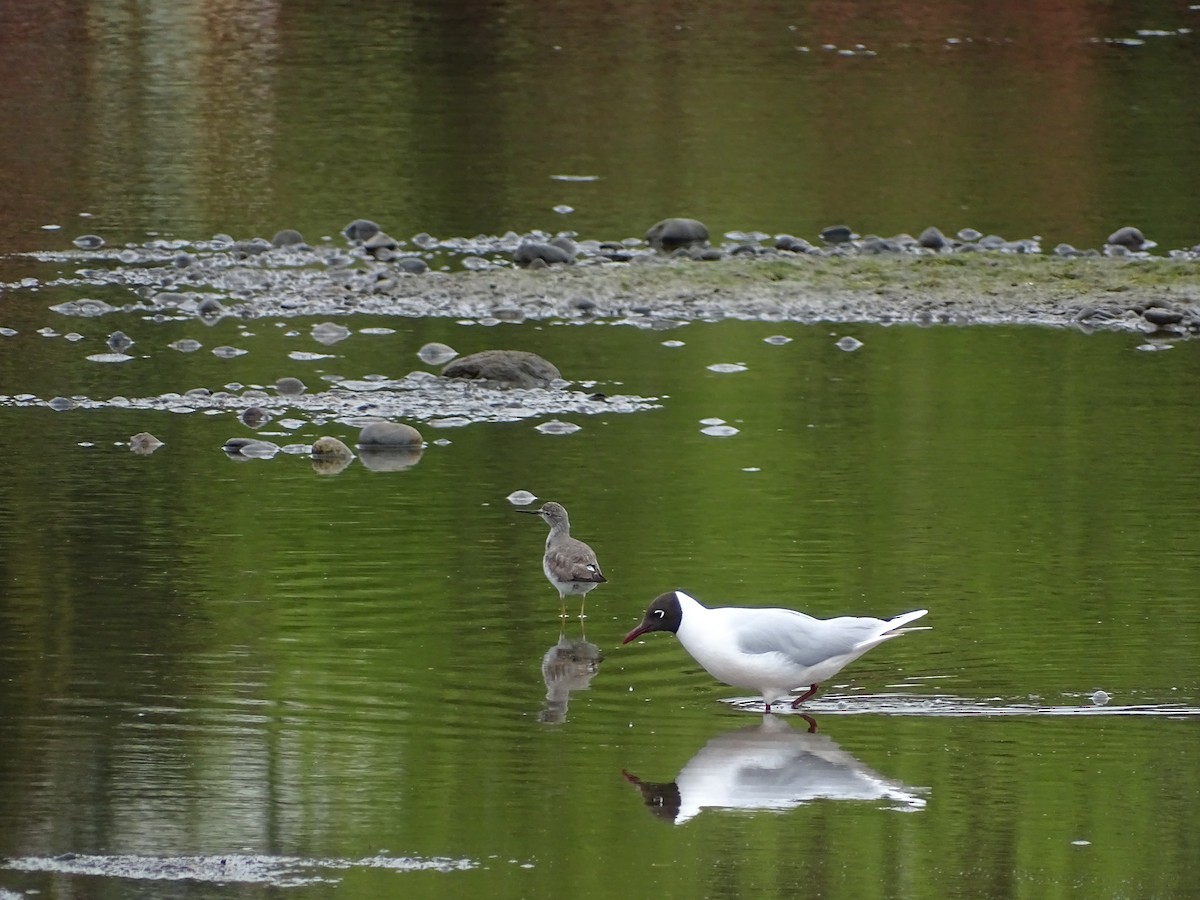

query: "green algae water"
xmin=2 ymin=315 xmax=1199 ymax=899
xmin=3 ymin=2 xmax=1200 ymax=898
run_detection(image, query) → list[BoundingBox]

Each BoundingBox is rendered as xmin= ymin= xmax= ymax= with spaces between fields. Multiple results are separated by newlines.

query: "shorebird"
xmin=518 ymin=501 xmax=607 ymax=618
xmin=623 ymin=590 xmax=928 ymax=712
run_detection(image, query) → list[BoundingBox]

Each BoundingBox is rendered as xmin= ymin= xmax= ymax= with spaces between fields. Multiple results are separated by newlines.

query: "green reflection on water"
xmin=1 ymin=317 xmax=1199 ymax=899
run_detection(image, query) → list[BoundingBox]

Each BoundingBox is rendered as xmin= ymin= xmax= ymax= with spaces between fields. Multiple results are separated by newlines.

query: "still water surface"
xmin=2 ymin=3 xmax=1200 ymax=899
xmin=2 ymin=317 xmax=1199 ymax=898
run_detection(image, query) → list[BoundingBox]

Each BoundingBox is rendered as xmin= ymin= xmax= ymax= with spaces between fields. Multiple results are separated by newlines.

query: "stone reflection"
xmin=538 ymin=628 xmax=603 ymax=724
xmin=357 ymin=444 xmax=423 ymax=473
xmin=622 ymin=716 xmax=926 ymax=824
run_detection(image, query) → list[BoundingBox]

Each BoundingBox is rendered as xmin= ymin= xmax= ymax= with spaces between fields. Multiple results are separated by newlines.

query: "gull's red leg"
xmin=790 ymin=684 xmax=819 ymax=709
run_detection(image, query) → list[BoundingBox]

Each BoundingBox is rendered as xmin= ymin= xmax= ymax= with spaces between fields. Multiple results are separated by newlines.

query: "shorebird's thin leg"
xmin=559 ymin=596 xmax=568 ymax=619
xmin=578 ymin=598 xmax=587 ymax=620
xmin=790 ymin=684 xmax=819 ymax=709
xmin=800 ymin=714 xmax=818 ymax=733
xmin=764 ymin=701 xmax=773 ymax=714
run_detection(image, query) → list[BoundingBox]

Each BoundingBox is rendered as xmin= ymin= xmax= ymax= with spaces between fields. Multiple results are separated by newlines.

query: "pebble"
xmin=535 ymin=420 xmax=581 ymax=435
xmin=129 ymin=432 xmax=164 ymax=455
xmin=312 ymin=322 xmax=351 ymax=345
xmin=645 ymin=217 xmax=710 ymax=252
xmin=240 ymin=406 xmax=272 ymax=428
xmin=275 ymin=377 xmax=307 ymax=396
xmin=418 ymin=342 xmax=458 ymax=365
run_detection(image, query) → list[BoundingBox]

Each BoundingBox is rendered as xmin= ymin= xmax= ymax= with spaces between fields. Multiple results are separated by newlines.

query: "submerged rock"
xmin=646 ymin=218 xmax=709 ymax=252
xmin=106 ymin=330 xmax=135 ymax=353
xmin=312 ymin=322 xmax=351 ymax=345
xmin=275 ymin=376 xmax=307 ymax=396
xmin=417 ymin=342 xmax=458 ymax=365
xmin=223 ymin=438 xmax=280 ymax=458
xmin=129 ymin=432 xmax=164 ymax=455
xmin=441 ymin=350 xmax=561 ymax=389
xmin=240 ymin=406 xmax=272 ymax=428
xmin=358 ymin=444 xmax=424 ymax=472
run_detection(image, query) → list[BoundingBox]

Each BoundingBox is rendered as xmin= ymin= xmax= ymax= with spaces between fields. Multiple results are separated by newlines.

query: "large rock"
xmin=358 ymin=421 xmax=423 ymax=447
xmin=441 ymin=350 xmax=561 ymax=389
xmin=645 ymin=218 xmax=709 ymax=252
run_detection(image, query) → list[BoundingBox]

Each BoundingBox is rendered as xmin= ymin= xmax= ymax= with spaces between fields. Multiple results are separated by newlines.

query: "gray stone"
xmin=917 ymin=226 xmax=947 ymax=250
xmin=275 ymin=377 xmax=307 ymax=396
xmin=129 ymin=432 xmax=164 ymax=455
xmin=645 ymin=218 xmax=709 ymax=252
xmin=775 ymin=235 xmax=812 ymax=253
xmin=240 ymin=406 xmax=272 ymax=428
xmin=364 ymin=232 xmax=399 ymax=257
xmin=417 ymin=342 xmax=458 ymax=365
xmin=343 ymin=219 xmax=381 ymax=242
xmin=107 ymin=331 xmax=134 ymax=352
xmin=1106 ymin=226 xmax=1145 ymax=250
xmin=441 ymin=349 xmax=561 ymax=389
xmin=513 ymin=242 xmax=573 ymax=267
xmin=819 ymin=225 xmax=855 ymax=244
xmin=271 ymin=229 xmax=306 ymax=248
xmin=223 ymin=438 xmax=279 ymax=458
xmin=197 ymin=297 xmax=226 ymax=319
xmin=396 ymin=256 xmax=428 ymax=274
xmin=358 ymin=421 xmax=424 ymax=447
xmin=1143 ymin=307 xmax=1183 ymax=326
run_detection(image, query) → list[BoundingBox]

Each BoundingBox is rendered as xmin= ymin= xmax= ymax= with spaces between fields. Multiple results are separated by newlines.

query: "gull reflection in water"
xmin=623 ymin=715 xmax=927 ymax=824
xmin=538 ymin=629 xmax=603 ymax=724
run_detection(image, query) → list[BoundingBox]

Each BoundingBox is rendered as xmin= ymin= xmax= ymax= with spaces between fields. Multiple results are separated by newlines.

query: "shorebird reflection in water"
xmin=539 ymin=628 xmax=603 ymax=724
xmin=622 ymin=715 xmax=927 ymax=824
xmin=518 ymin=501 xmax=607 ymax=618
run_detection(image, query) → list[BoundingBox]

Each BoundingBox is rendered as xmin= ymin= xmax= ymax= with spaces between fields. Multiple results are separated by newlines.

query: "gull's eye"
xmin=654 ymin=609 xmax=664 ymax=619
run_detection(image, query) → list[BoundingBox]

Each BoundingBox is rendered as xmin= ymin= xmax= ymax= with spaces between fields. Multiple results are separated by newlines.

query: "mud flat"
xmin=22 ymin=224 xmax=1200 ymax=335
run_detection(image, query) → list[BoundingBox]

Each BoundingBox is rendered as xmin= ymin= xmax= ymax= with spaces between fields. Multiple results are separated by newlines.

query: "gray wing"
xmin=732 ymin=609 xmax=886 ymax=668
xmin=548 ymin=539 xmax=606 ymax=583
